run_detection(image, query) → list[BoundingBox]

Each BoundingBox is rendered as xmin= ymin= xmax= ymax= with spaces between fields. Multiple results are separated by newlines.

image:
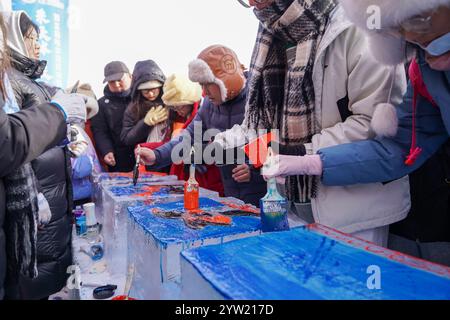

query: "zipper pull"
xmin=405 ymin=147 xmax=423 ymax=166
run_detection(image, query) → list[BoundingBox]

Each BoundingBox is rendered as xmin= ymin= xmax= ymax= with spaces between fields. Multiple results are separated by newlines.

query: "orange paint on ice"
xmin=220 ymin=202 xmax=260 ymax=215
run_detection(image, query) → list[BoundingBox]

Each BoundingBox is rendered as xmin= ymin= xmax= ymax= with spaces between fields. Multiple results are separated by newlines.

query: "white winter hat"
xmin=138 ymin=80 xmax=163 ymax=91
xmin=339 ymin=0 xmax=450 ymax=65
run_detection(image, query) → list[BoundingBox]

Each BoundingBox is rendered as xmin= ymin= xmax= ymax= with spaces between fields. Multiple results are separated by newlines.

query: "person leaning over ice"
xmin=219 ymin=0 xmax=410 ymax=246
xmin=137 ymin=45 xmax=268 ymax=207
xmin=138 ymin=74 xmax=225 ymax=196
xmin=263 ymin=0 xmax=450 ymax=261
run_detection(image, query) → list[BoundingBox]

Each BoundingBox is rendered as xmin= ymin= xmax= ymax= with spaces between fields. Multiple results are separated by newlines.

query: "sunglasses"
xmin=140 ymin=88 xmax=160 ymax=95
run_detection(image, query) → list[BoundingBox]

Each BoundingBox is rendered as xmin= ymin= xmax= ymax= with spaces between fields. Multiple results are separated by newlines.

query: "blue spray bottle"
xmin=260 ymin=148 xmax=290 ymax=233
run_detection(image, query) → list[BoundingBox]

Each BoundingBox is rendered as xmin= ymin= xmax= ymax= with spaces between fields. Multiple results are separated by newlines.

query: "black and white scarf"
xmin=4 ymin=166 xmax=39 ymax=280
xmin=244 ymin=0 xmax=335 ymax=203
xmin=2 ymin=73 xmax=39 ymax=280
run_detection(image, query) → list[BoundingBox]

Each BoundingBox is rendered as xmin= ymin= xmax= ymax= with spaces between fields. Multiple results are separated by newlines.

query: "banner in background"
xmin=12 ymin=0 xmax=70 ymax=88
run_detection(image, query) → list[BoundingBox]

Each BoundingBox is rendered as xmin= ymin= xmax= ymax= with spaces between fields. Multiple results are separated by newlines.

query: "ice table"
xmin=127 ymin=198 xmax=262 ymax=300
xmin=95 ymin=175 xmax=219 ymax=276
xmin=71 ymin=227 xmax=126 ymax=300
xmin=180 ymin=224 xmax=450 ymax=300
xmin=93 ymin=173 xmax=179 ymax=223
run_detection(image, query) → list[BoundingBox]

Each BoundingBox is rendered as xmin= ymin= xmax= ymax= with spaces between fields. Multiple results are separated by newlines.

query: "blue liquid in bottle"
xmin=260 ymin=148 xmax=290 ymax=233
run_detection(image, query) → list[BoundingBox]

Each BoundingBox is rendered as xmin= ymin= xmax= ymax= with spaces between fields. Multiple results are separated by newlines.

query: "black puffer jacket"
xmin=5 ymin=51 xmax=73 ymax=300
xmin=121 ymin=60 xmax=167 ymax=147
xmin=0 ymin=99 xmax=66 ymax=300
xmin=91 ymin=86 xmax=135 ymax=172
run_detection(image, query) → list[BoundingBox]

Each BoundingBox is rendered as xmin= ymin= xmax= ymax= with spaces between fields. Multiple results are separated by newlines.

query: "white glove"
xmin=214 ymin=125 xmax=257 ymax=149
xmin=51 ymin=90 xmax=88 ymax=123
xmin=261 ymin=154 xmax=324 ymax=183
xmin=68 ymin=125 xmax=89 ymax=158
xmin=37 ymin=193 xmax=52 ymax=226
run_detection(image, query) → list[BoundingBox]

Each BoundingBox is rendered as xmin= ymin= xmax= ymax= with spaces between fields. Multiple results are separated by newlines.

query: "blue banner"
xmin=12 ymin=0 xmax=70 ymax=88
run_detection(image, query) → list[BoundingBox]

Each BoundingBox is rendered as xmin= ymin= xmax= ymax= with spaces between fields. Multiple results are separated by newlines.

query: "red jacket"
xmin=139 ymin=102 xmax=224 ymax=196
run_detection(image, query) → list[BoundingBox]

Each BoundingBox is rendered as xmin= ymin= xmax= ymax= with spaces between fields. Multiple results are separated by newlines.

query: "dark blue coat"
xmin=319 ymin=53 xmax=450 ymax=185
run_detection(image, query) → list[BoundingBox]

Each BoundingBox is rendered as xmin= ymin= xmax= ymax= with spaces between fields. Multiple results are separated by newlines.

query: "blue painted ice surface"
xmin=108 ymin=184 xmax=182 ymax=197
xmin=181 ymin=227 xmax=450 ymax=300
xmin=128 ymin=198 xmax=261 ymax=248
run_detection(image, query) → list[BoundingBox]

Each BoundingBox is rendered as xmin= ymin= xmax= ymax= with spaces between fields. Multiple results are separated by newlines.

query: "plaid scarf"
xmin=244 ymin=0 xmax=335 ymax=203
xmin=2 ymin=73 xmax=39 ymax=279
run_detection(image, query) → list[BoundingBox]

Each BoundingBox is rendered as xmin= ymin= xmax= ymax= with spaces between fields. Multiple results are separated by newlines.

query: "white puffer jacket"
xmin=302 ymin=6 xmax=410 ymax=234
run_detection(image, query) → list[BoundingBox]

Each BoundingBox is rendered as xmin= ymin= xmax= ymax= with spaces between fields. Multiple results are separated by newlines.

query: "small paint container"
xmin=76 ymin=216 xmax=87 ymax=236
xmin=90 ymin=242 xmax=104 ymax=261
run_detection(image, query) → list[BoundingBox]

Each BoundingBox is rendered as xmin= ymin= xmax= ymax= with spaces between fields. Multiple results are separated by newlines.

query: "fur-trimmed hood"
xmin=339 ymin=0 xmax=450 ymax=65
xmin=340 ymin=0 xmax=450 ymax=30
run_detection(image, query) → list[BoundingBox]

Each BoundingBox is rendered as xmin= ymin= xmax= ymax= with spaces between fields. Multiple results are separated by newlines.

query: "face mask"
xmin=415 ymin=32 xmax=450 ymax=56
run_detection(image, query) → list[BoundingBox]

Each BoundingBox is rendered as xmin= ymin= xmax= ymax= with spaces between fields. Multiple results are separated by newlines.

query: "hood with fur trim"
xmin=339 ymin=0 xmax=450 ymax=65
xmin=340 ymin=0 xmax=450 ymax=30
xmin=188 ymin=45 xmax=246 ymax=102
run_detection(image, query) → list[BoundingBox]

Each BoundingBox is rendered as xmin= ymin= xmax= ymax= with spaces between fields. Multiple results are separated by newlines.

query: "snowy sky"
xmin=68 ymin=0 xmax=259 ymax=96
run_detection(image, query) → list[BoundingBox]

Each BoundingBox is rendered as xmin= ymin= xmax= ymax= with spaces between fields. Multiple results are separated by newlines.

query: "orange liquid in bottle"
xmin=184 ymin=162 xmax=199 ymax=210
xmin=184 ymin=180 xmax=199 ymax=210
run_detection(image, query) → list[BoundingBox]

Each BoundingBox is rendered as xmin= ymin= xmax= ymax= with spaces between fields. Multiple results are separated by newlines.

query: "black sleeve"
xmin=90 ymin=103 xmax=115 ymax=158
xmin=0 ymin=103 xmax=66 ymax=177
xmin=270 ymin=142 xmax=306 ymax=156
xmin=120 ymin=104 xmax=151 ymax=147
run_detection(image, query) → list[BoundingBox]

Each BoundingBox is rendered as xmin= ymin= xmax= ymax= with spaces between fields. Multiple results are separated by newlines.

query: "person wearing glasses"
xmin=120 ymin=60 xmax=170 ymax=147
xmin=229 ymin=0 xmax=409 ymax=246
xmin=263 ymin=1 xmax=450 ymax=264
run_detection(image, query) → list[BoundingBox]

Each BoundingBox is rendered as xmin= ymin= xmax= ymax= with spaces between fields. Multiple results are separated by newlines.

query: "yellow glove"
xmin=144 ymin=106 xmax=169 ymax=126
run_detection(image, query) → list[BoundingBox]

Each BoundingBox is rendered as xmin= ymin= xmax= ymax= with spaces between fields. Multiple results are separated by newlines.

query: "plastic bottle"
xmin=260 ymin=148 xmax=290 ymax=233
xmin=83 ymin=203 xmax=99 ymax=242
xmin=184 ymin=148 xmax=199 ymax=211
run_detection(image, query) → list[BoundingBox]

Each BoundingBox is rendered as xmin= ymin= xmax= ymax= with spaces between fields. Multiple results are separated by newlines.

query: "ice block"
xmin=180 ymin=224 xmax=450 ymax=300
xmin=127 ymin=198 xmax=262 ymax=300
xmin=95 ymin=175 xmax=218 ymax=276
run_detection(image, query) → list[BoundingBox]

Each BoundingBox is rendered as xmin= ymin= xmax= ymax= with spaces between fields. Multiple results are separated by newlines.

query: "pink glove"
xmin=262 ymin=154 xmax=323 ymax=182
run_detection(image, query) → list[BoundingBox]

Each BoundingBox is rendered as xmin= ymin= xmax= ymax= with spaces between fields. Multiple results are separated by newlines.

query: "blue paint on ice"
xmin=181 ymin=227 xmax=450 ymax=300
xmin=128 ymin=200 xmax=261 ymax=248
xmin=108 ymin=184 xmax=183 ymax=197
